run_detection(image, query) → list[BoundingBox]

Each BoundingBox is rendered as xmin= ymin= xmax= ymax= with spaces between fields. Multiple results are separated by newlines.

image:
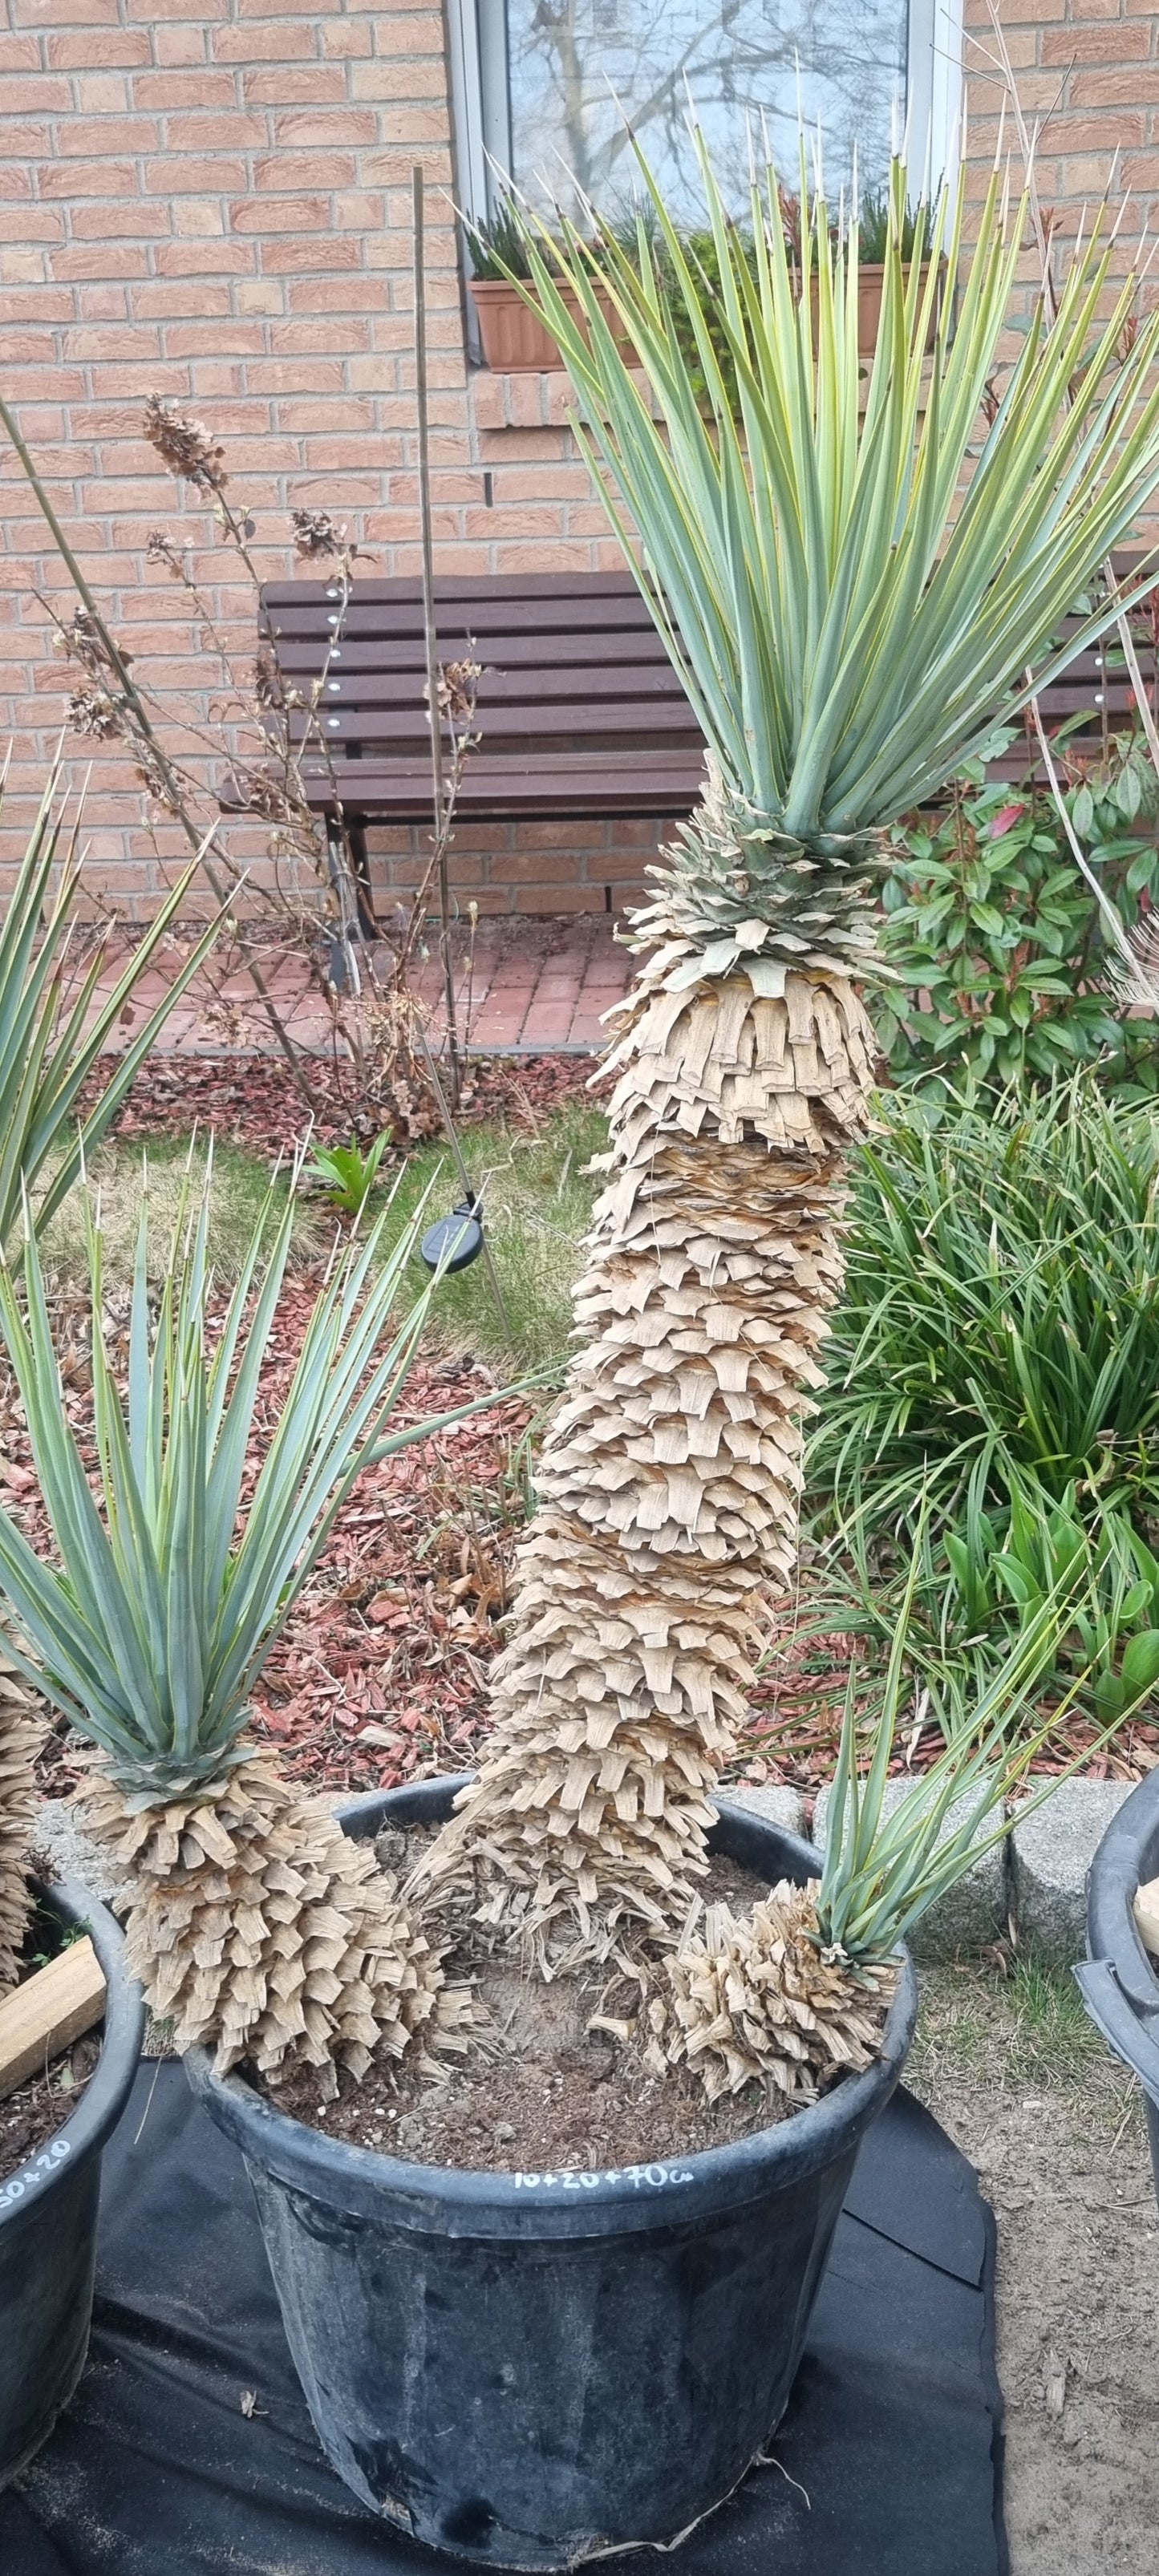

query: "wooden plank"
xmin=1134 ymin=1875 xmax=1159 ymax=1958
xmin=261 ymin=570 xmax=643 ymax=606
xmin=277 ymin=634 xmax=673 ymax=675
xmin=262 ymin=597 xmax=661 ymax=642
xmin=0 ymin=1937 xmax=106 ymax=2104
xmin=294 ymin=701 xmax=704 ymax=748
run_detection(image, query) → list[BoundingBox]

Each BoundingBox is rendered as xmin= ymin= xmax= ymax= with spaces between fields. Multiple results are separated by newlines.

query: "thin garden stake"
xmin=0 ymin=390 xmax=317 ymax=1114
xmin=412 ymin=162 xmax=462 ymax=1109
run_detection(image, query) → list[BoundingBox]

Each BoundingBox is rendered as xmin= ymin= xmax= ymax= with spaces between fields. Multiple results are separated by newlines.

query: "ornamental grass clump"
xmin=411 ymin=128 xmax=1159 ymax=2062
xmin=0 ymin=1164 xmax=477 ymax=2087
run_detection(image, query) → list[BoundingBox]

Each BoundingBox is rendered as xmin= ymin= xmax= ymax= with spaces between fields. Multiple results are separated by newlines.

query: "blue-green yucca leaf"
xmin=0 ymin=768 xmax=223 ymax=1245
xmin=0 ymin=1160 xmax=496 ymax=1785
xmin=502 ymin=139 xmax=1159 ymax=850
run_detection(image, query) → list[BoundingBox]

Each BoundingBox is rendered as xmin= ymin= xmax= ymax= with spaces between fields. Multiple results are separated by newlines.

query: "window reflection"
xmin=505 ymin=0 xmax=908 ymax=220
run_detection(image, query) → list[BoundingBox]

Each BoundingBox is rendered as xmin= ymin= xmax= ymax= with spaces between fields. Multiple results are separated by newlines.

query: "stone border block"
xmin=1008 ymin=1780 xmax=1133 ymax=1963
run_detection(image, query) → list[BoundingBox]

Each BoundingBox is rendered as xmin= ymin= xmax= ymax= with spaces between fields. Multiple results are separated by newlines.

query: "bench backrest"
xmin=261 ymin=565 xmax=1159 ymax=817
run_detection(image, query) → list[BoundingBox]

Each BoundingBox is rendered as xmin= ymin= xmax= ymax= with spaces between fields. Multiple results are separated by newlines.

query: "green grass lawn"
xmin=32 ymin=1102 xmax=608 ymax=1379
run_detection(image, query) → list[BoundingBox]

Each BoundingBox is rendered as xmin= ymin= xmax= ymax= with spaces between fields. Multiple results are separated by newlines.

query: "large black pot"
xmin=187 ymin=1780 xmax=917 ymax=2572
xmin=1076 ymin=1764 xmax=1159 ymax=2209
xmin=0 ymin=1874 xmax=144 ymax=2486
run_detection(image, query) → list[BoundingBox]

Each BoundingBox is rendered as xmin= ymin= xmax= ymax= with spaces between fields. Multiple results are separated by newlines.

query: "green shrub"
xmin=808 ymin=1077 xmax=1159 ymax=1706
xmin=874 ymin=732 xmax=1159 ymax=1096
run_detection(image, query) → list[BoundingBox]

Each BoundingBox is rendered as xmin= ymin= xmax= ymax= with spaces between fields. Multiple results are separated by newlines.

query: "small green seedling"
xmin=306 ymin=1132 xmax=391 ymax=1219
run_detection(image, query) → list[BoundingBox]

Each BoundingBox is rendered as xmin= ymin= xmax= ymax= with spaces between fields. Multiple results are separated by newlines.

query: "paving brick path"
xmin=102 ymin=915 xmax=633 ymax=1058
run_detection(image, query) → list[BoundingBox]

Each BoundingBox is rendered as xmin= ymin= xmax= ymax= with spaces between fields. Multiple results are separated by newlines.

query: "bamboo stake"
xmin=412 ymin=162 xmax=461 ymax=1108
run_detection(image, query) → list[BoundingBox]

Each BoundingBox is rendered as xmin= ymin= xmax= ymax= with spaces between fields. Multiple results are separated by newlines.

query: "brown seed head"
xmin=144 ymin=392 xmax=228 ymax=494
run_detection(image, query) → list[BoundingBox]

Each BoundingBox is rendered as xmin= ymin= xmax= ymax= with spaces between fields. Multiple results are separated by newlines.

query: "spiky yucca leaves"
xmin=657 ymin=1567 xmax=1105 ymax=2105
xmin=0 ymin=769 xmax=221 ymax=1987
xmin=410 ymin=960 xmax=877 ymax=1969
xmin=0 ymin=1166 xmax=488 ymax=2083
xmin=414 ymin=136 xmax=1159 ymax=1988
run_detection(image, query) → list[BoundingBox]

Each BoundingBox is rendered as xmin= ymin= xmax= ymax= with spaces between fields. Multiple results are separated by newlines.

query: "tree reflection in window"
xmin=509 ymin=0 xmax=906 ymax=220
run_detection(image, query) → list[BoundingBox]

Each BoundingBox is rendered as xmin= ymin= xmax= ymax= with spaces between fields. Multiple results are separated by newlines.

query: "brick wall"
xmin=0 ymin=0 xmax=621 ymax=917
xmin=0 ymin=0 xmax=1146 ymax=921
xmin=964 ymin=0 xmax=1159 ymax=249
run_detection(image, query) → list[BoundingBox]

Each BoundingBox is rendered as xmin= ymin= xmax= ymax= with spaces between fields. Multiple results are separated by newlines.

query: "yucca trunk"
xmin=0 ymin=1651 xmax=44 ymax=1991
xmin=81 ymin=1746 xmax=454 ymax=2088
xmin=414 ymin=791 xmax=878 ymax=1970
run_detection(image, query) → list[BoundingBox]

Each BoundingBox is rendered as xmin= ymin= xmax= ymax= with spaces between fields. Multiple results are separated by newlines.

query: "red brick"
xmin=154 ymin=241 xmax=254 ymax=275
xmin=0 ymin=208 xmax=66 ymax=241
xmin=57 ymin=115 xmax=160 ymax=152
xmin=244 ymin=71 xmax=351 ymax=107
xmin=245 ymin=358 xmax=346 ymax=391
xmin=0 ymin=34 xmax=40 ymax=67
xmin=153 ymin=27 xmax=210 ymax=64
xmin=135 ymin=281 xmax=233 ymax=317
xmin=229 ymin=192 xmax=333 ymax=231
xmin=211 ymin=22 xmax=316 ymax=59
xmin=253 ymin=148 xmax=362 ymax=189
xmin=1071 ymin=71 xmax=1159 ymax=106
xmin=1042 ymin=21 xmax=1151 ymax=58
xmin=269 ymin=315 xmax=371 ymax=350
xmin=258 ymin=236 xmax=362 ymax=271
xmin=0 ymin=286 xmax=73 ymax=322
xmin=161 ymin=111 xmax=268 ymax=149
xmin=71 ymin=200 xmax=163 ymax=236
xmin=1 ymin=76 xmax=72 ymax=109
xmin=286 ymin=274 xmax=388 ymax=311
xmin=143 ymin=156 xmax=249 ymax=192
xmin=132 ymin=71 xmax=238 ymax=107
xmin=37 ymin=159 xmax=142 ymax=197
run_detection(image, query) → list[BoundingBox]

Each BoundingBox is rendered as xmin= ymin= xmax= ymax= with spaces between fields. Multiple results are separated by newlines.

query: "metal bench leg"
xmin=346 ymin=820 xmax=379 ymax=941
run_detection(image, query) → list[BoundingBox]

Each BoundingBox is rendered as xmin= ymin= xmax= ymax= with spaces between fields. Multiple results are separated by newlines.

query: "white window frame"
xmin=447 ymin=0 xmax=964 ymax=239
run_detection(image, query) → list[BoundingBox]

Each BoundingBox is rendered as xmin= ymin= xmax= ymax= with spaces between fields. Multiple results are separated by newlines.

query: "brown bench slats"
xmin=294 ymin=751 xmax=706 ymax=822
xmin=253 ymin=569 xmax=1159 ymax=927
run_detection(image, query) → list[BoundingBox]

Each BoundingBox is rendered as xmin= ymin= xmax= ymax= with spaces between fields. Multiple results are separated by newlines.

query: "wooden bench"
xmin=260 ymin=569 xmax=706 ymax=929
xmin=257 ymin=565 xmax=1157 ymax=926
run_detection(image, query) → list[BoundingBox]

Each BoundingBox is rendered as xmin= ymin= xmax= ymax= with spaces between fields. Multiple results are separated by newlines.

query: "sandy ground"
xmin=911 ymin=1966 xmax=1159 ymax=2574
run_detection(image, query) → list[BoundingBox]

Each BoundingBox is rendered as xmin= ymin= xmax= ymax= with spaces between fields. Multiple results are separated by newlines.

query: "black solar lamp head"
xmin=420 ymin=1194 xmax=484 ymax=1275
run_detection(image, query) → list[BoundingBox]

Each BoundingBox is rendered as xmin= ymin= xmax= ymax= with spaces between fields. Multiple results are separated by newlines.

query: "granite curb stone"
xmin=1008 ymin=1778 xmax=1133 ymax=1962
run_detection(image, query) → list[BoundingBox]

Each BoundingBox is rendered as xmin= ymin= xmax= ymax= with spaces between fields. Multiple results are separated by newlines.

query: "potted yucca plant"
xmin=10 ymin=137 xmax=1159 ymax=2562
xmin=0 ymin=1156 xmax=491 ymax=2488
xmin=0 ymin=773 xmax=219 ymax=2484
xmin=170 ymin=143 xmax=1159 ymax=2566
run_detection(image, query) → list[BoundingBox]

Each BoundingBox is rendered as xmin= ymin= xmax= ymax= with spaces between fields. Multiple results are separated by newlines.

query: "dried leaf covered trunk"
xmin=413 ymin=951 xmax=877 ymax=1971
xmin=83 ymin=1748 xmax=460 ymax=2090
xmin=656 ymin=1881 xmax=894 ymax=2106
xmin=0 ymin=1650 xmax=44 ymax=1992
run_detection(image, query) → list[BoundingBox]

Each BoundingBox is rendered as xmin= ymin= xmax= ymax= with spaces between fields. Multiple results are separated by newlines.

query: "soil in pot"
xmin=0 ymin=1897 xmax=104 ymax=2185
xmin=265 ymin=1829 xmax=894 ymax=2170
xmin=0 ymin=2032 xmax=100 ymax=2186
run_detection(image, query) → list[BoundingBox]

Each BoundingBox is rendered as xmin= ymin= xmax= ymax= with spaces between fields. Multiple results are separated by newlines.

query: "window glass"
xmin=505 ymin=0 xmax=909 ymax=222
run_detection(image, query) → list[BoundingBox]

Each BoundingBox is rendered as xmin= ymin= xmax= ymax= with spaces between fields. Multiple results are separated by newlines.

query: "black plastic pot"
xmin=1076 ymin=1763 xmax=1159 ymax=2210
xmin=0 ymin=1874 xmax=144 ymax=2487
xmin=187 ymin=1779 xmax=917 ymax=2570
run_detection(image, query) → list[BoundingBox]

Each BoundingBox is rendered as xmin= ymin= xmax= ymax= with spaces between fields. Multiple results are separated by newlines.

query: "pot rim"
xmin=0 ymin=1874 xmax=145 ymax=2218
xmin=185 ymin=1780 xmax=917 ymax=2240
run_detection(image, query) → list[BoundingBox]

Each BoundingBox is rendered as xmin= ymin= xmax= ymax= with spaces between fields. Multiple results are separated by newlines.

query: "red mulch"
xmin=728 ymin=1630 xmax=1159 ymax=1795
xmin=83 ymin=1050 xmax=599 ymax=1164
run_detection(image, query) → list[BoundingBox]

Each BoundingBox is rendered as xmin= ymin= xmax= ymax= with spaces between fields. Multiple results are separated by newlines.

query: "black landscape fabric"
xmin=2 ymin=2065 xmax=1007 ymax=2576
